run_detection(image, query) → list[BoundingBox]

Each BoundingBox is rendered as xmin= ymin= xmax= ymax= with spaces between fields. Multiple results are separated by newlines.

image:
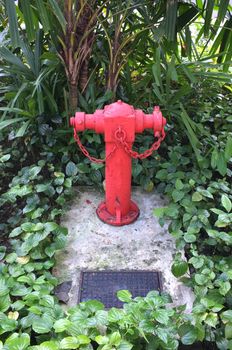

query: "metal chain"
xmin=114 ymin=128 xmax=166 ymax=160
xmin=73 ymin=125 xmax=165 ymax=163
xmin=73 ymin=128 xmax=116 ymax=164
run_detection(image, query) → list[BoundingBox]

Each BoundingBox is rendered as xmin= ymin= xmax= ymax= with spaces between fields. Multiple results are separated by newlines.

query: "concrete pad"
xmin=53 ymin=187 xmax=194 ymax=311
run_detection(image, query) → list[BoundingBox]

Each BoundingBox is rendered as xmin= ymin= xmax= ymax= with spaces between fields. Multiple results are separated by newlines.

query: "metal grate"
xmin=79 ymin=270 xmax=162 ymax=308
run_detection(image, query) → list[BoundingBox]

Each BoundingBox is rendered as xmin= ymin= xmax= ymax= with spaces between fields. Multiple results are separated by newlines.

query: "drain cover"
xmin=79 ymin=271 xmax=162 ymax=308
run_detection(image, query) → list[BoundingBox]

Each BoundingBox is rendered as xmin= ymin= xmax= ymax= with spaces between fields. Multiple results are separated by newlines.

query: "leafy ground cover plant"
xmin=0 ymin=129 xmax=198 ymax=350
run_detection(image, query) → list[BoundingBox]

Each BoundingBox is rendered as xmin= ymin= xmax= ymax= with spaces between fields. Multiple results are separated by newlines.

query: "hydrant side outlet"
xmin=70 ymin=100 xmax=166 ymax=226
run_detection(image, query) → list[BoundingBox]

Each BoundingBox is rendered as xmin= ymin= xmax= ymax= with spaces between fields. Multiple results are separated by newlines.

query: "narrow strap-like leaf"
xmin=214 ymin=0 xmax=229 ymax=31
xmin=165 ymin=0 xmax=178 ymax=42
xmin=21 ymin=0 xmax=35 ymax=42
xmin=177 ymin=6 xmax=199 ymax=32
xmin=48 ymin=0 xmax=66 ymax=33
xmin=4 ymin=0 xmax=20 ymax=48
xmin=204 ymin=0 xmax=215 ymax=37
xmin=217 ymin=16 xmax=232 ymax=63
xmin=35 ymin=0 xmax=50 ymax=32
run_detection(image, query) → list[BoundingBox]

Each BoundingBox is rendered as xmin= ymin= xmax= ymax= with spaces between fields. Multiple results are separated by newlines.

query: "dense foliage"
xmin=0 ymin=0 xmax=232 ymax=349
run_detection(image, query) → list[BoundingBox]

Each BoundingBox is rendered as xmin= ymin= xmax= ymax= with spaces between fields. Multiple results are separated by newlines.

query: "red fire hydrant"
xmin=70 ymin=101 xmax=166 ymax=226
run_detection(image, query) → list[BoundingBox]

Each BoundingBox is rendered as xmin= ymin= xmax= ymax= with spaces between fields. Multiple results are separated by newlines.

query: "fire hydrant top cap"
xmin=104 ymin=100 xmax=135 ymax=116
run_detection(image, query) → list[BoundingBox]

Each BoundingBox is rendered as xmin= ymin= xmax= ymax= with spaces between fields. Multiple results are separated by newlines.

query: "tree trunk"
xmin=69 ymin=83 xmax=78 ymax=114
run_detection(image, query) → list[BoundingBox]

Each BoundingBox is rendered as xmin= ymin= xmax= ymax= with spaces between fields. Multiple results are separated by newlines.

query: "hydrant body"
xmin=70 ymin=101 xmax=166 ymax=226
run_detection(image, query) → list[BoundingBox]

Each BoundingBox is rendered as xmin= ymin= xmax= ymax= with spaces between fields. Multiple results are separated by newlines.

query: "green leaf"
xmin=153 ymin=309 xmax=170 ymax=325
xmin=225 ymin=324 xmax=232 ymax=339
xmin=225 ymin=137 xmax=232 ymax=161
xmin=221 ymin=310 xmax=232 ymax=323
xmin=118 ymin=341 xmax=133 ymax=350
xmin=171 ymin=260 xmax=188 ymax=277
xmin=156 ymin=327 xmax=168 ymax=344
xmin=205 ymin=312 xmax=218 ymax=328
xmin=172 ymin=189 xmax=185 ymax=202
xmin=204 ymin=0 xmax=214 ymax=37
xmin=5 ymin=333 xmax=30 ymax=350
xmin=217 ymin=152 xmax=227 ymax=176
xmin=165 ymin=0 xmax=178 ymax=42
xmin=192 ymin=192 xmax=203 ymax=202
xmin=219 ymin=281 xmax=231 ymax=296
xmin=33 ymin=341 xmax=60 ymax=350
xmin=35 ymin=0 xmax=50 ymax=32
xmin=65 ymin=161 xmax=78 ymax=177
xmin=184 ymin=233 xmax=196 ymax=243
xmin=211 ymin=148 xmax=218 ymax=169
xmin=53 ymin=319 xmax=72 ymax=333
xmin=0 ymin=295 xmax=11 ymax=312
xmin=21 ymin=0 xmax=35 ymax=41
xmin=195 ymin=274 xmax=206 ymax=286
xmin=5 ymin=0 xmax=20 ymax=47
xmin=108 ymin=308 xmax=123 ymax=322
xmin=48 ymin=0 xmax=66 ymax=32
xmin=189 ymin=257 xmax=204 ymax=269
xmin=153 ymin=207 xmax=166 ymax=217
xmin=60 ymin=337 xmax=79 ymax=349
xmin=175 ymin=179 xmax=184 ymax=190
xmin=110 ymin=332 xmax=121 ymax=346
xmin=221 ymin=195 xmax=232 ymax=213
xmin=181 ymin=326 xmax=198 ymax=345
xmin=0 ymin=117 xmax=28 ymax=131
xmin=0 ymin=246 xmax=6 ymax=260
xmin=95 ymin=336 xmax=109 ymax=345
xmin=32 ymin=315 xmax=53 ymax=334
xmin=117 ymin=290 xmax=132 ymax=302
xmin=76 ymin=335 xmax=90 ymax=345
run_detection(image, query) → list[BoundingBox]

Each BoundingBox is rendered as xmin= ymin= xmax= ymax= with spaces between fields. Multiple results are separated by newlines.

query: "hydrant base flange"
xmin=96 ymin=200 xmax=140 ymax=226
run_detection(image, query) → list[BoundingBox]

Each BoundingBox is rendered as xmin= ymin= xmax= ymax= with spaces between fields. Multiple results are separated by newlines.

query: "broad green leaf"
xmin=205 ymin=312 xmax=218 ymax=328
xmin=65 ymin=161 xmax=78 ymax=177
xmin=211 ymin=148 xmax=218 ymax=169
xmin=108 ymin=308 xmax=124 ymax=322
xmin=181 ymin=326 xmax=198 ymax=345
xmin=53 ymin=319 xmax=72 ymax=333
xmin=195 ymin=274 xmax=206 ymax=286
xmin=0 ymin=278 xmax=9 ymax=297
xmin=221 ymin=310 xmax=232 ymax=323
xmin=0 ymin=246 xmax=6 ymax=260
xmin=60 ymin=337 xmax=79 ymax=349
xmin=225 ymin=137 xmax=232 ymax=161
xmin=221 ymin=195 xmax=232 ymax=213
xmin=153 ymin=207 xmax=166 ymax=217
xmin=32 ymin=315 xmax=53 ymax=334
xmin=76 ymin=335 xmax=90 ymax=345
xmin=171 ymin=260 xmax=188 ymax=277
xmin=117 ymin=290 xmax=132 ymax=302
xmin=184 ymin=233 xmax=196 ymax=243
xmin=192 ymin=192 xmax=203 ymax=202
xmin=118 ymin=341 xmax=133 ymax=350
xmin=172 ymin=189 xmax=185 ymax=202
xmin=5 ymin=333 xmax=30 ymax=350
xmin=175 ymin=179 xmax=184 ymax=190
xmin=32 ymin=340 xmax=60 ymax=350
xmin=225 ymin=324 xmax=232 ymax=339
xmin=95 ymin=336 xmax=109 ymax=345
xmin=0 ymin=294 xmax=11 ymax=312
xmin=110 ymin=332 xmax=121 ymax=346
xmin=153 ymin=309 xmax=170 ymax=325
xmin=217 ymin=152 xmax=227 ymax=176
